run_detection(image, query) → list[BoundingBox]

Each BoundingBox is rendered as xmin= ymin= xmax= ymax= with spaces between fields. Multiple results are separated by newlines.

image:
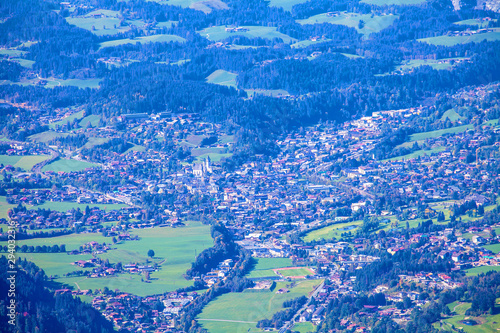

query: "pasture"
xmin=483 ymin=244 xmax=500 ymax=254
xmin=382 ymin=147 xmax=446 ymax=162
xmin=147 ymin=0 xmax=228 ymax=14
xmin=361 ymin=0 xmax=426 ymax=5
xmin=79 ymin=115 xmax=102 ymax=128
xmin=297 ymin=12 xmax=398 ymax=36
xmin=302 ymin=220 xmax=363 ymax=242
xmin=29 ymin=131 xmax=70 ymax=143
xmin=206 ymin=70 xmax=238 ymax=89
xmin=267 ymin=0 xmax=310 ymax=11
xmin=291 ymin=38 xmax=332 ymax=48
xmin=408 ymin=124 xmax=473 ymax=141
xmin=42 ymin=159 xmax=98 ymax=172
xmin=197 ymin=26 xmax=296 ymax=43
xmin=198 ymin=279 xmax=322 ymax=332
xmin=454 ymin=18 xmax=496 ymax=28
xmin=0 ymin=196 xmax=16 ymax=219
xmin=83 ymin=137 xmax=110 ymax=149
xmin=61 ymin=222 xmax=212 ymax=295
xmin=418 ymin=31 xmax=500 ymax=46
xmin=395 ymin=58 xmax=468 ymax=72
xmin=65 ymin=10 xmax=145 ymax=36
xmin=247 ymin=257 xmax=293 ymax=279
xmin=441 ymin=109 xmax=464 ymax=122
xmin=1 ymin=77 xmax=102 ymax=89
xmin=18 ymin=252 xmax=94 ymax=277
xmin=99 ymin=34 xmax=186 ymax=49
xmin=49 ymin=110 xmax=85 ymax=129
xmin=292 ymin=322 xmax=316 ymax=333
xmin=31 ymin=201 xmax=126 ymax=212
xmin=245 ymin=89 xmax=290 ymax=98
xmin=0 ymin=154 xmax=51 ymax=170
xmin=466 ymin=265 xmax=500 ymax=276
xmin=275 ymin=267 xmax=314 ymax=278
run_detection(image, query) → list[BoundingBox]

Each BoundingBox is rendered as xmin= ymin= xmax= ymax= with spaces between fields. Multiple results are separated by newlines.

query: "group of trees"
xmin=257 ymin=295 xmax=308 ymax=330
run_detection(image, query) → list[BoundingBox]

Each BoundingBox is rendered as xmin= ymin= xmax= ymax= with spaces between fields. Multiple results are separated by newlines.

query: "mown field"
xmin=418 ymin=31 xmax=500 ymax=46
xmin=246 ymin=257 xmax=294 ymax=279
xmin=206 ymin=69 xmax=238 ymax=89
xmin=277 ymin=267 xmax=314 ymax=277
xmin=42 ymin=159 xmax=98 ymax=172
xmin=297 ymin=12 xmax=398 ymax=36
xmin=65 ymin=9 xmax=145 ymax=36
xmin=197 ymin=26 xmax=296 ymax=43
xmin=361 ymin=0 xmax=426 ymax=5
xmin=198 ymin=279 xmax=322 ymax=333
xmin=302 ymin=220 xmax=363 ymax=242
xmin=0 ymin=154 xmax=51 ymax=170
xmin=99 ymin=34 xmax=186 ymax=49
xmin=292 ymin=322 xmax=316 ymax=333
xmin=466 ymin=265 xmax=500 ymax=277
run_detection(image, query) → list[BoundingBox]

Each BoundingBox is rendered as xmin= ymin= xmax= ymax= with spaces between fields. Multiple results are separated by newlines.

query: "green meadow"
xmin=454 ymin=18 xmax=496 ymax=28
xmin=245 ymin=89 xmax=290 ymax=98
xmin=361 ymin=0 xmax=426 ymax=5
xmin=206 ymin=69 xmax=238 ymax=89
xmin=198 ymin=26 xmax=296 ymax=43
xmin=198 ymin=279 xmax=322 ymax=333
xmin=418 ymin=31 xmax=500 ymax=46
xmin=292 ymin=322 xmax=316 ymax=333
xmin=246 ymin=257 xmax=293 ymax=279
xmin=297 ymin=12 xmax=398 ymax=36
xmin=0 ymin=196 xmax=16 ymax=219
xmin=65 ymin=10 xmax=146 ymax=36
xmin=49 ymin=110 xmax=85 ymax=129
xmin=0 ymin=77 xmax=101 ymax=89
xmin=382 ymin=147 xmax=446 ymax=162
xmin=31 ymin=201 xmax=126 ymax=212
xmin=0 ymin=154 xmax=51 ymax=170
xmin=278 ymin=267 xmax=313 ymax=277
xmin=42 ymin=159 xmax=98 ymax=172
xmin=267 ymin=0 xmax=310 ymax=11
xmin=441 ymin=109 xmax=465 ymax=121
xmin=99 ymin=34 xmax=186 ymax=49
xmin=466 ymin=266 xmax=500 ymax=277
xmin=409 ymin=124 xmax=473 ymax=141
xmin=29 ymin=131 xmax=70 ymax=143
xmin=302 ymin=220 xmax=363 ymax=242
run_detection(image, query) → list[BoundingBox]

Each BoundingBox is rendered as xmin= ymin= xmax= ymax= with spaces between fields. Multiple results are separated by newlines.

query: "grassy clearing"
xmin=49 ymin=111 xmax=85 ymax=129
xmin=418 ymin=31 xmax=500 ymax=46
xmin=198 ymin=279 xmax=322 ymax=332
xmin=361 ymin=0 xmax=426 ymax=5
xmin=18 ymin=253 xmax=94 ymax=277
xmin=198 ymin=26 xmax=296 ymax=43
xmin=99 ymin=34 xmax=186 ymax=49
xmin=395 ymin=58 xmax=467 ymax=72
xmin=454 ymin=19 xmax=496 ymax=28
xmin=245 ymin=89 xmax=290 ymax=97
xmin=31 ymin=201 xmax=126 ymax=212
xmin=466 ymin=266 xmax=500 ymax=276
xmin=439 ymin=311 xmax=500 ymax=333
xmin=292 ymin=322 xmax=316 ymax=333
xmin=382 ymin=147 xmax=446 ymax=162
xmin=59 ymin=222 xmax=212 ymax=296
xmin=290 ymin=38 xmax=332 ymax=48
xmin=302 ymin=220 xmax=363 ymax=242
xmin=206 ymin=69 xmax=238 ymax=89
xmin=42 ymin=159 xmax=98 ymax=172
xmin=409 ymin=124 xmax=473 ymax=141
xmin=0 ymin=196 xmax=16 ymax=219
xmin=277 ymin=267 xmax=313 ymax=277
xmin=65 ymin=10 xmax=146 ymax=36
xmin=0 ymin=155 xmax=51 ymax=170
xmin=79 ymin=115 xmax=101 ymax=128
xmin=441 ymin=109 xmax=465 ymax=121
xmin=297 ymin=12 xmax=398 ymax=36
xmin=267 ymin=0 xmax=310 ymax=11
xmin=246 ymin=257 xmax=293 ymax=279
xmin=83 ymin=137 xmax=110 ymax=149
xmin=29 ymin=131 xmax=71 ymax=143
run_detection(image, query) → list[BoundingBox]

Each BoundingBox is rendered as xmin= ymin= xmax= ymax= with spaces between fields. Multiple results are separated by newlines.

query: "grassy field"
xmin=29 ymin=131 xmax=70 ymax=143
xmin=42 ymin=159 xmax=98 ymax=172
xmin=206 ymin=69 xmax=238 ymax=89
xmin=394 ymin=58 xmax=468 ymax=72
xmin=454 ymin=19 xmax=496 ymax=28
xmin=79 ymin=115 xmax=102 ymax=128
xmin=277 ymin=267 xmax=314 ymax=277
xmin=60 ymin=222 xmax=212 ymax=295
xmin=292 ymin=322 xmax=316 ymax=333
xmin=290 ymin=38 xmax=332 ymax=48
xmin=267 ymin=0 xmax=310 ymax=11
xmin=361 ymin=0 xmax=426 ymax=5
xmin=302 ymin=220 xmax=363 ymax=242
xmin=31 ymin=201 xmax=126 ymax=212
xmin=0 ymin=196 xmax=16 ymax=219
xmin=441 ymin=109 xmax=465 ymax=121
xmin=5 ymin=232 xmax=111 ymax=252
xmin=147 ymin=0 xmax=228 ymax=13
xmin=245 ymin=89 xmax=290 ymax=97
xmin=198 ymin=26 xmax=296 ymax=43
xmin=466 ymin=266 xmax=500 ymax=276
xmin=0 ymin=77 xmax=102 ymax=89
xmin=99 ymin=34 xmax=187 ymax=49
xmin=247 ymin=257 xmax=293 ymax=279
xmin=18 ymin=252 xmax=94 ymax=277
xmin=49 ymin=111 xmax=85 ymax=129
xmin=297 ymin=12 xmax=398 ymax=36
xmin=83 ymin=137 xmax=110 ymax=149
xmin=382 ymin=147 xmax=446 ymax=162
xmin=484 ymin=244 xmax=500 ymax=254
xmin=0 ymin=154 xmax=51 ymax=170
xmin=438 ymin=307 xmax=500 ymax=333
xmin=198 ymin=279 xmax=322 ymax=332
xmin=409 ymin=124 xmax=473 ymax=141
xmin=418 ymin=31 xmax=500 ymax=46
xmin=66 ymin=10 xmax=146 ymax=36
